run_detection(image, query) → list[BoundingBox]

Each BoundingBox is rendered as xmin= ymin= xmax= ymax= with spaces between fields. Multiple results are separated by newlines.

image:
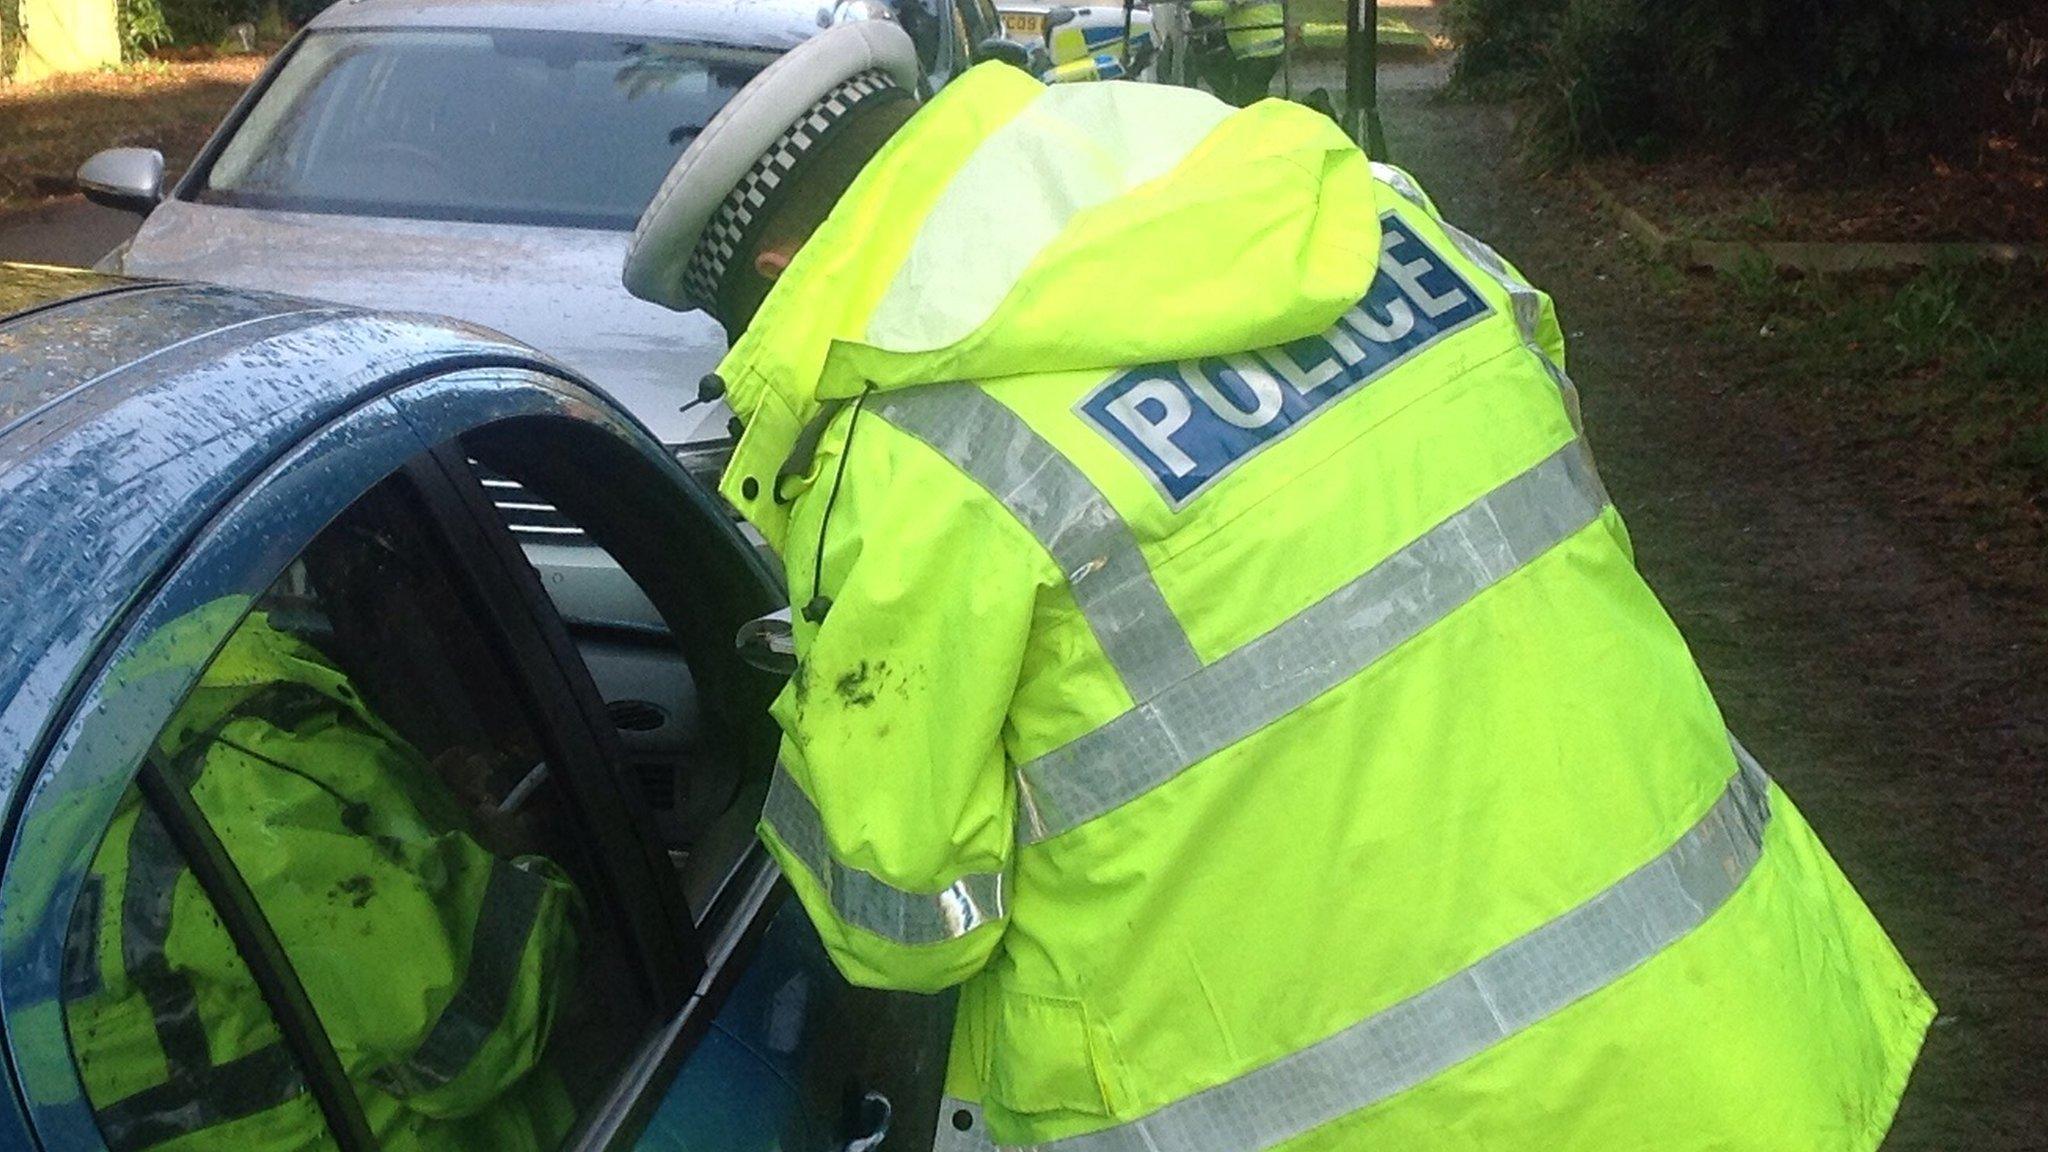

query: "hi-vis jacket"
xmin=715 ymin=66 xmax=1934 ymax=1152
xmin=65 ymin=612 xmax=577 ymax=1152
xmin=1189 ymin=0 xmax=1285 ymax=59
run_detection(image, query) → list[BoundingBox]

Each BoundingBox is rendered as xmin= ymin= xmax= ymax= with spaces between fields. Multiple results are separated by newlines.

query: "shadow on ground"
xmin=0 ymin=54 xmax=266 ymax=266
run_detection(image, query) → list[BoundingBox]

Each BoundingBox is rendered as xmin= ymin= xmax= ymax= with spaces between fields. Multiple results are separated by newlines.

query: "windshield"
xmin=198 ymin=29 xmax=771 ymax=229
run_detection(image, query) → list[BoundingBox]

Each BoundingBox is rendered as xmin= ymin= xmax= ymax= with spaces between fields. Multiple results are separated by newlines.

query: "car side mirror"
xmin=736 ymin=607 xmax=797 ymax=677
xmin=1044 ymin=4 xmax=1078 ymax=32
xmin=77 ymin=148 xmax=165 ymax=215
xmin=973 ymin=35 xmax=1032 ymax=68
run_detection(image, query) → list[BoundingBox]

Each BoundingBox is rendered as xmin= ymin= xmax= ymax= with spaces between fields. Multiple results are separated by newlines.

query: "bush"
xmin=1450 ymin=0 xmax=1972 ymax=161
xmin=1444 ymin=0 xmax=1563 ymax=93
xmin=1520 ymin=0 xmax=1661 ymax=160
xmin=159 ymin=0 xmax=263 ymax=46
xmin=119 ymin=0 xmax=174 ymax=58
xmin=1664 ymin=0 xmax=1962 ymax=153
xmin=2 ymin=0 xmax=21 ymax=79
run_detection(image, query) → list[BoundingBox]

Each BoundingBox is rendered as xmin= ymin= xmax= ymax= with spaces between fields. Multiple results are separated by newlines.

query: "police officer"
xmin=64 ymin=607 xmax=579 ymax=1152
xmin=1187 ymin=0 xmax=1284 ymax=105
xmin=624 ymin=25 xmax=1932 ymax=1152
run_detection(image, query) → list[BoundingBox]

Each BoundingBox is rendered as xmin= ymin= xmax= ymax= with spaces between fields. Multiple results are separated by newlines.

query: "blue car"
xmin=0 ymin=266 xmax=967 ymax=1152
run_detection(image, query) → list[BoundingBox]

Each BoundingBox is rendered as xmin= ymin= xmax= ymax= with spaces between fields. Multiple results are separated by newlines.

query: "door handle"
xmin=840 ymin=1090 xmax=892 ymax=1152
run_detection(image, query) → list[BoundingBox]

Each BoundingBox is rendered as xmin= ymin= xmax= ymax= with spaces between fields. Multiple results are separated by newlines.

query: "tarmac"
xmin=0 ymin=194 xmax=138 ymax=268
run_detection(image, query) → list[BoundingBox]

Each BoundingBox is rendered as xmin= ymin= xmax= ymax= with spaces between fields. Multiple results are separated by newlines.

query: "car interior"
xmin=61 ymin=474 xmax=669 ymax=1152
xmin=200 ymin=29 xmax=770 ymax=228
xmin=457 ymin=417 xmax=787 ymax=928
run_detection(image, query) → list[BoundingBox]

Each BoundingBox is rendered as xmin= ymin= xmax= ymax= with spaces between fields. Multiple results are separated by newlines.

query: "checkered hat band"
xmin=683 ymin=69 xmax=903 ymax=309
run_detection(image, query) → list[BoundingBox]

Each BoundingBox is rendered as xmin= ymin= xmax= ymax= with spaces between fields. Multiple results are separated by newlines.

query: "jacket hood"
xmin=715 ymin=65 xmax=1383 ymax=548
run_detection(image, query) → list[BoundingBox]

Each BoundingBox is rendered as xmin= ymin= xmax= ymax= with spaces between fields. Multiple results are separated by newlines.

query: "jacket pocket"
xmin=988 ymin=988 xmax=1120 ymax=1121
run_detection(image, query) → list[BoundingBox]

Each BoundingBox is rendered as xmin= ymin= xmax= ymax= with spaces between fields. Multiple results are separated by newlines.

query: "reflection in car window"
xmin=202 ymin=30 xmax=769 ymax=229
xmin=65 ymin=476 xmax=659 ymax=1151
xmin=64 ymin=782 xmax=346 ymax=1152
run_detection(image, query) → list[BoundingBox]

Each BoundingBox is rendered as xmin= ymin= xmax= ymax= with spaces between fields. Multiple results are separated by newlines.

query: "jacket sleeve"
xmin=758 ymin=413 xmax=1042 ymax=993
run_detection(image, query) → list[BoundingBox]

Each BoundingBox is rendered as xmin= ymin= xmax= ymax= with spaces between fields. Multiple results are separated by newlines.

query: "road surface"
xmin=0 ymin=196 xmax=140 ymax=268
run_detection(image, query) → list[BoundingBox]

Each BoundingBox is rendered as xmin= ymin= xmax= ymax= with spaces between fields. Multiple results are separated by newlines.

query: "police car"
xmin=994 ymin=1 xmax=1157 ymax=80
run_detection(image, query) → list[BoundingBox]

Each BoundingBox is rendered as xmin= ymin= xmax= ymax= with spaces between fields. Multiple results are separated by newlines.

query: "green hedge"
xmin=2 ymin=0 xmax=21 ymax=79
xmin=165 ymin=0 xmax=259 ymax=45
xmin=1448 ymin=0 xmax=1971 ymax=160
xmin=117 ymin=0 xmax=297 ymax=55
xmin=119 ymin=0 xmax=173 ymax=57
xmin=1443 ymin=0 xmax=1561 ymax=95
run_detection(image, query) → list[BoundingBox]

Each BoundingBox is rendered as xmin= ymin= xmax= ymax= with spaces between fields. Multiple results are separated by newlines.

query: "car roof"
xmin=307 ymin=0 xmax=830 ymax=47
xmin=0 ymin=274 xmax=567 ymax=803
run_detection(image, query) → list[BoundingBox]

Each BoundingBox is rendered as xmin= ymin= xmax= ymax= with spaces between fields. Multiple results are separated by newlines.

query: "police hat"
xmin=623 ymin=21 xmax=921 ymax=316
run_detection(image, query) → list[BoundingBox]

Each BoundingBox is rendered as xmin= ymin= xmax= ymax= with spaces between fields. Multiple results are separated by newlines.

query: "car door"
xmin=0 ymin=360 xmax=950 ymax=1152
xmin=445 ymin=392 xmax=959 ymax=1152
xmin=2 ymin=439 xmax=689 ymax=1151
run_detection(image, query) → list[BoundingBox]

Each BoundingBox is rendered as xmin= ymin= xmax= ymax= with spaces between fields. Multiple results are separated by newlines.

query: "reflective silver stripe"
xmin=1437 ymin=217 xmax=1552 ymax=353
xmin=398 ymin=856 xmax=551 ymax=1092
xmin=874 ymin=385 xmax=1202 ymax=702
xmin=1017 ymin=441 xmax=1607 ymax=842
xmin=1371 ymin=160 xmax=1584 ymax=432
xmin=764 ymin=762 xmax=1006 ymax=944
xmin=96 ymin=1041 xmax=308 ymax=1152
xmin=1370 ymin=161 xmax=1432 ymax=213
xmin=1438 ymin=221 xmax=1583 ymax=431
xmin=1028 ymin=756 xmax=1774 ymax=1152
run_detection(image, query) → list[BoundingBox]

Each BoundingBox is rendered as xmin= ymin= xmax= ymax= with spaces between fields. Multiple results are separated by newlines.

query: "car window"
xmin=77 ymin=474 xmax=664 ymax=1150
xmin=465 ymin=459 xmax=767 ymax=926
xmin=63 ymin=785 xmax=346 ymax=1152
xmin=199 ymin=29 xmax=770 ymax=229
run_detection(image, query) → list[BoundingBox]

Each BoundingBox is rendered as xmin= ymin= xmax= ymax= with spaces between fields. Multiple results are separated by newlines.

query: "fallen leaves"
xmin=0 ymin=54 xmax=267 ymax=209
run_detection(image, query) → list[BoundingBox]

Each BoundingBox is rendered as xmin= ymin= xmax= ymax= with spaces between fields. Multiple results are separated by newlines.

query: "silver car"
xmin=71 ymin=0 xmax=1027 ymax=808
xmin=81 ymin=0 xmax=1010 ymax=471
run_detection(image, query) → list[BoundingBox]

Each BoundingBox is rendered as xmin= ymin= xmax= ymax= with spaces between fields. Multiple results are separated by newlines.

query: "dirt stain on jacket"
xmin=835 ymin=660 xmax=887 ymax=708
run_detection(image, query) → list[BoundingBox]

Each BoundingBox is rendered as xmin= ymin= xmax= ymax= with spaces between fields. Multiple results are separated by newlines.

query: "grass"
xmin=1578 ymin=145 xmax=2048 ymax=244
xmin=0 ymin=53 xmax=266 ymax=210
xmin=1286 ymin=0 xmax=1438 ymax=55
xmin=1706 ymin=258 xmax=2048 ymax=592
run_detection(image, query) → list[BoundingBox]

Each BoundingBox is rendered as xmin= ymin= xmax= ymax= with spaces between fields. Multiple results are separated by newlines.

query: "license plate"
xmin=1000 ymin=10 xmax=1043 ymax=39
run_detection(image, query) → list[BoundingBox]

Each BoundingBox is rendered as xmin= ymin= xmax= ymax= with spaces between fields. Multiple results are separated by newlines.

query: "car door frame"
xmin=396 ymin=369 xmax=804 ymax=1149
xmin=432 ymin=385 xmax=963 ymax=1152
xmin=162 ymin=25 xmax=310 ymax=206
xmin=0 ymin=364 xmax=769 ymax=1152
